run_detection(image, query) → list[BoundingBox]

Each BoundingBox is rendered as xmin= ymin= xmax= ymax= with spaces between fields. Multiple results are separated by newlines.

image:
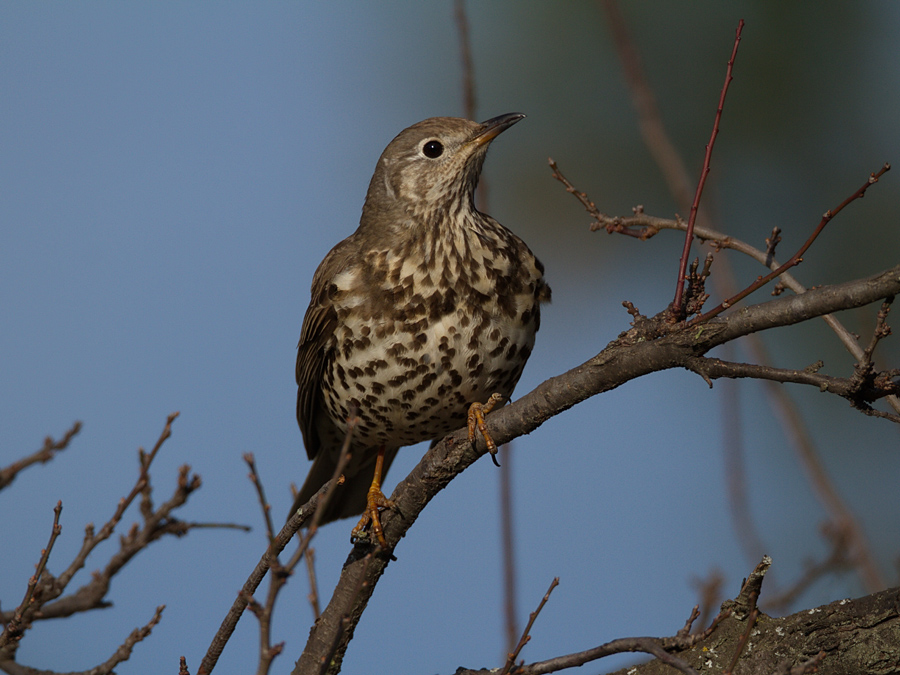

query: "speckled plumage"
xmin=292 ymin=114 xmax=550 ymax=524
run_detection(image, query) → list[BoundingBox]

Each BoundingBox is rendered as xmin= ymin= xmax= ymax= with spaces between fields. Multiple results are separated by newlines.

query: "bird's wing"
xmin=295 ymin=304 xmax=336 ymax=461
xmin=295 ymin=240 xmax=355 ymax=461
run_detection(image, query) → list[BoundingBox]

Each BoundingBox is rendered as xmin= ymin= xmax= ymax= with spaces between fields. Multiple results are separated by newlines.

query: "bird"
xmin=291 ymin=113 xmax=550 ymax=546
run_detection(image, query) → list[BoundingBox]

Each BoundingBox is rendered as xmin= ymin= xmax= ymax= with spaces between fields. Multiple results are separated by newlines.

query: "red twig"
xmin=672 ymin=19 xmax=744 ymax=318
xmin=689 ymin=162 xmax=891 ymax=326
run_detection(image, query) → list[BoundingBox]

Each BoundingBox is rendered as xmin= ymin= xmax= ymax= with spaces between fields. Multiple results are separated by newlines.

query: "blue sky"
xmin=3 ymin=3 xmax=900 ymax=674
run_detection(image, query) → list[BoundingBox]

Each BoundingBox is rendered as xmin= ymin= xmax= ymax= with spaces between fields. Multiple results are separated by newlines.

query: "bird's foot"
xmin=351 ymin=484 xmax=395 ymax=547
xmin=467 ymin=392 xmax=504 ymax=467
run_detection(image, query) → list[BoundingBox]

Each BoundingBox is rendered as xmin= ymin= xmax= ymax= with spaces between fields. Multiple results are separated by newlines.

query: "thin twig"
xmin=0 ymin=413 xmax=202 ymax=626
xmin=501 ymin=577 xmax=559 ymax=675
xmin=0 ymin=502 xmax=64 ymax=654
xmin=90 ymin=605 xmax=166 ymax=675
xmin=672 ymin=19 xmax=744 ymax=317
xmin=553 ymin=161 xmax=900 ymax=417
xmin=0 ymin=421 xmax=82 ymax=491
xmin=859 ymin=298 xmax=894 ymax=370
xmin=685 ymin=356 xmax=900 ymax=406
xmin=245 ymin=453 xmax=275 ymax=539
xmin=597 ymin=11 xmax=891 ymax=595
xmin=690 ymin=163 xmax=891 ymax=326
xmin=558 ymin=154 xmax=894 ymax=588
xmin=511 ymin=635 xmax=699 ymax=675
xmin=199 ymin=413 xmax=356 ymax=675
xmin=304 ymin=547 xmax=322 ymax=621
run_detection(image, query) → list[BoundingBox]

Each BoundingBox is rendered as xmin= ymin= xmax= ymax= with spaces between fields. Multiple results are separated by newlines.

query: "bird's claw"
xmin=467 ymin=392 xmax=504 ymax=466
xmin=351 ymin=485 xmax=395 ymax=547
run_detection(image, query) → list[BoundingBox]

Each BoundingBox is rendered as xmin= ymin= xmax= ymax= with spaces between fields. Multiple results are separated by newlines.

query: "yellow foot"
xmin=351 ymin=484 xmax=395 ymax=547
xmin=467 ymin=392 xmax=504 ymax=466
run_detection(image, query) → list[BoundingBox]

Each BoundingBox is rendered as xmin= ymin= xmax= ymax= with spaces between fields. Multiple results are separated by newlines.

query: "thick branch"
xmin=448 ymin=585 xmax=900 ymax=675
xmin=296 ymin=265 xmax=900 ymax=673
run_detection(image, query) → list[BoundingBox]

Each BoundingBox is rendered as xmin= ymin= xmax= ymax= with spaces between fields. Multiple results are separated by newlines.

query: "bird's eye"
xmin=422 ymin=140 xmax=444 ymax=158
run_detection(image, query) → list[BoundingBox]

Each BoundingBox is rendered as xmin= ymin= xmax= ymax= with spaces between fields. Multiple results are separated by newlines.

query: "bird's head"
xmin=360 ymin=113 xmax=525 ymax=229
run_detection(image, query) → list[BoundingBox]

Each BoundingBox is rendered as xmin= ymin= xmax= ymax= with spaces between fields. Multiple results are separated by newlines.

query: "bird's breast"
xmin=319 ymin=231 xmax=542 ymax=449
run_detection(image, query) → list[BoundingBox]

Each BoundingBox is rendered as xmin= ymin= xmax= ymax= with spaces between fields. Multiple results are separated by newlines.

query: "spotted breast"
xmin=292 ymin=113 xmax=550 ymax=531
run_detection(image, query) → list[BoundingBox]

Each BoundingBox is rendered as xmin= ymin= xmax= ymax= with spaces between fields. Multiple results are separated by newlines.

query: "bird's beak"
xmin=471 ymin=112 xmax=526 ymax=146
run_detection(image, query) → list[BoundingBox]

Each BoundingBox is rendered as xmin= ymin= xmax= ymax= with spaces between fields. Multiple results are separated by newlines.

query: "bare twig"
xmin=501 ymin=578 xmax=559 ymax=675
xmin=0 ymin=413 xmax=208 ymax=626
xmin=90 ymin=605 xmax=166 ymax=675
xmin=685 ymin=357 xmax=900 ymax=409
xmin=508 ymin=635 xmax=700 ymax=675
xmin=765 ymin=227 xmax=782 ymax=267
xmin=552 ymin=160 xmax=900 ymax=416
xmin=0 ymin=502 xmax=64 ymax=656
xmin=690 ymin=570 xmax=724 ymax=632
xmin=199 ymin=414 xmax=355 ymax=675
xmin=0 ymin=421 xmax=82 ymax=491
xmin=245 ymin=453 xmax=275 ymax=539
xmin=198 ymin=472 xmax=340 ymax=675
xmin=304 ymin=548 xmax=322 ymax=621
xmin=243 ymin=453 xmax=288 ymax=675
xmin=864 ymin=298 xmax=894 ymax=362
xmin=557 ymin=148 xmax=890 ymax=589
xmin=671 ymin=19 xmax=744 ymax=317
xmin=690 ymin=163 xmax=891 ymax=325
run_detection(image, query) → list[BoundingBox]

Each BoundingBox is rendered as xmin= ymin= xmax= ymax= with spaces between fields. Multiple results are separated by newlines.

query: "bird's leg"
xmin=467 ymin=392 xmax=505 ymax=467
xmin=351 ymin=445 xmax=395 ymax=547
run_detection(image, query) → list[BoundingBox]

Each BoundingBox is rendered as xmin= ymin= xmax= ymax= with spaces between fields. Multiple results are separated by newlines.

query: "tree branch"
xmin=295 ymin=264 xmax=900 ymax=672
